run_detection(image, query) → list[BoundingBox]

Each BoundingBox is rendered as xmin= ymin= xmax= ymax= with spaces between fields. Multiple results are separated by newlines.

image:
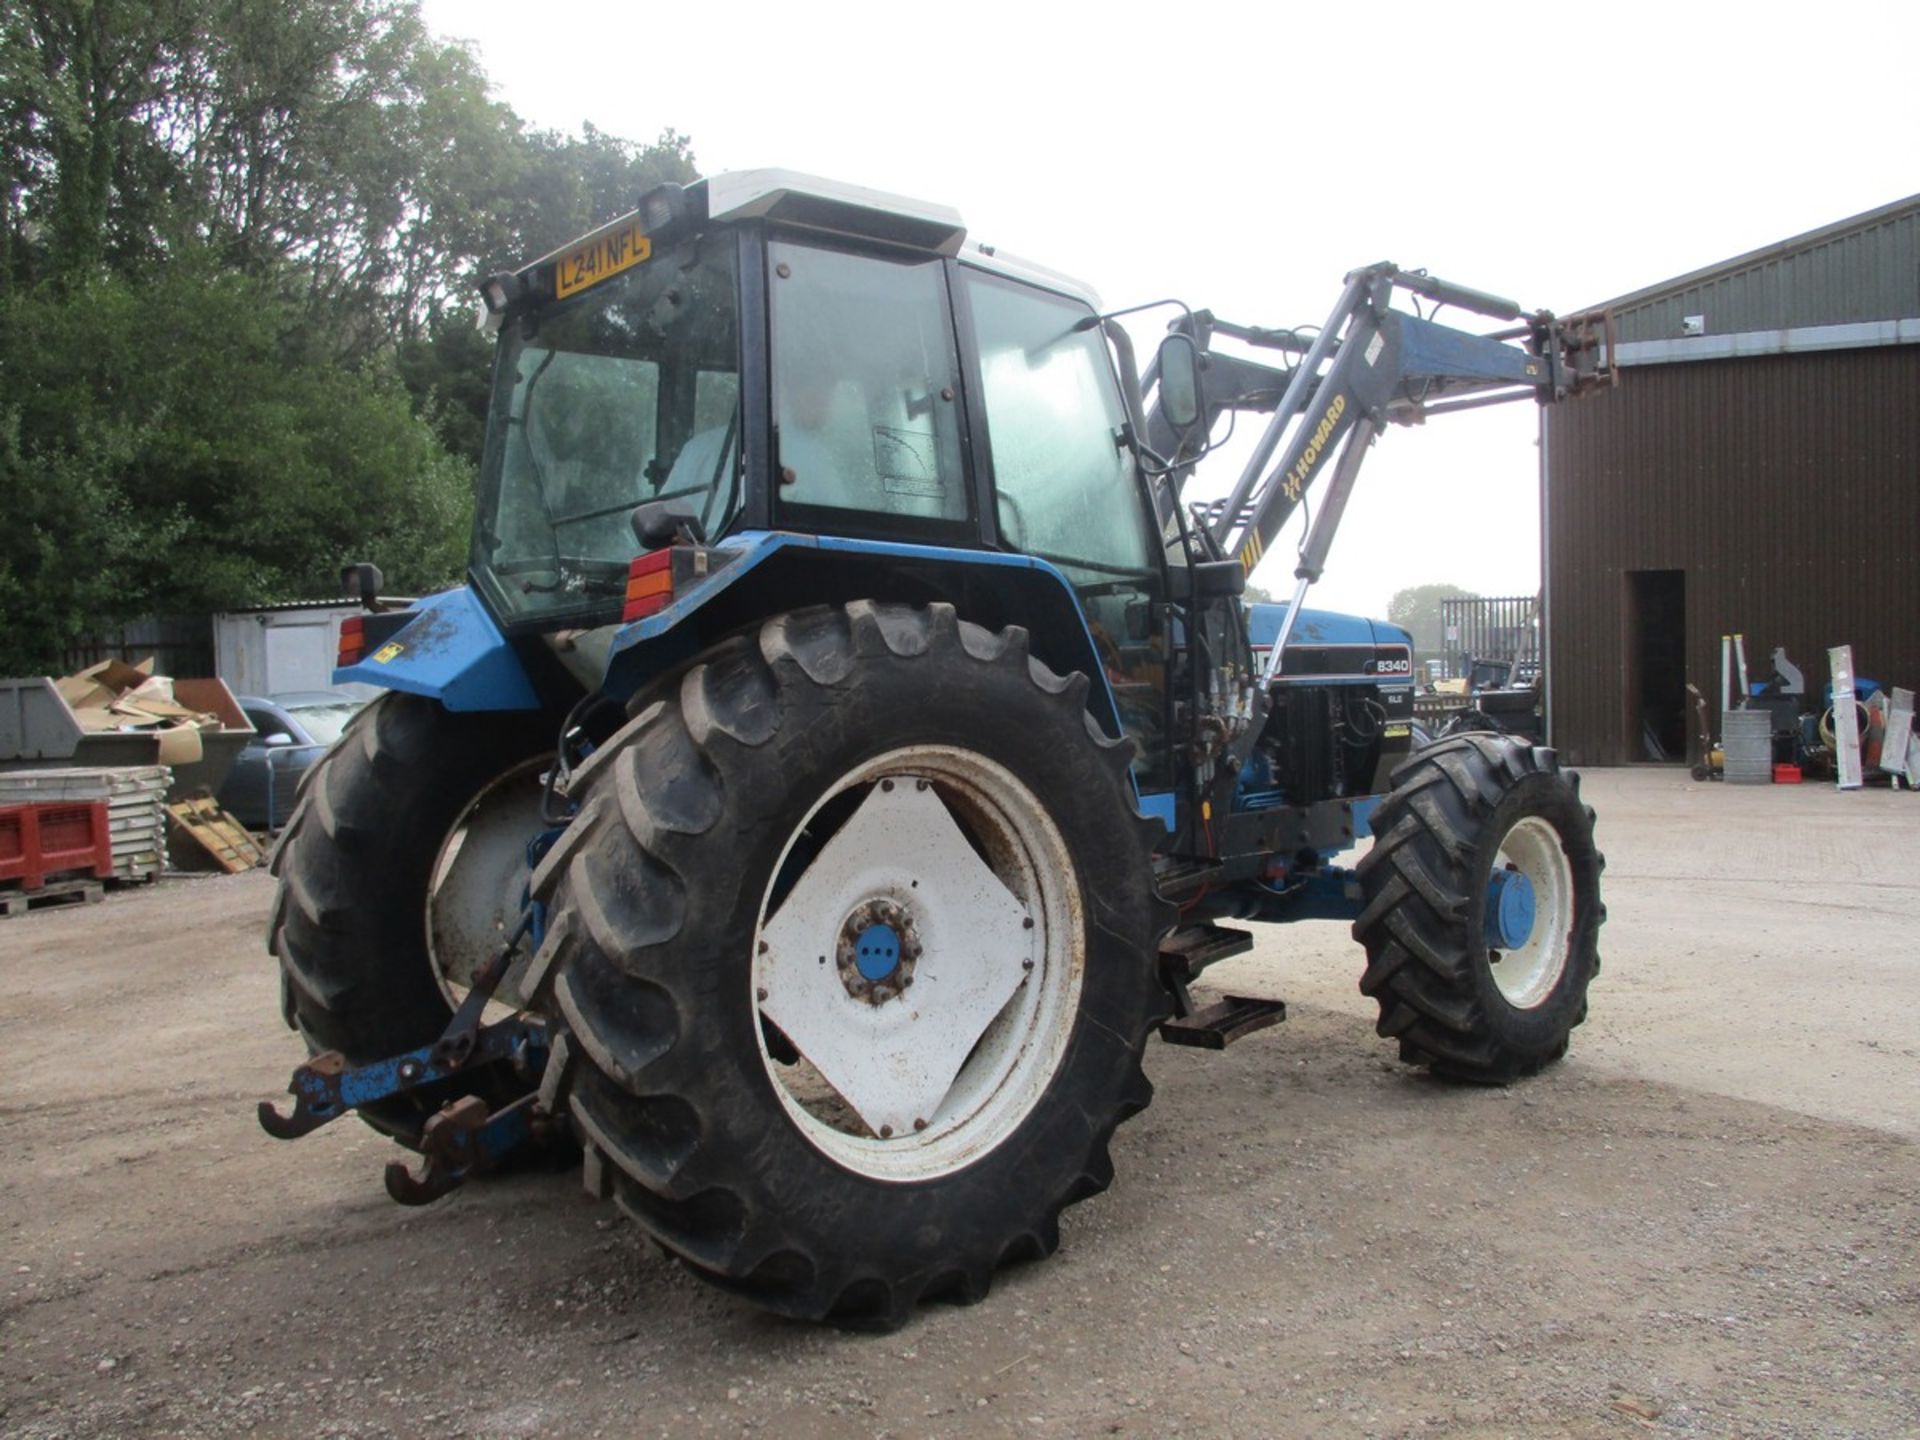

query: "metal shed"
xmin=1541 ymin=195 xmax=1920 ymax=766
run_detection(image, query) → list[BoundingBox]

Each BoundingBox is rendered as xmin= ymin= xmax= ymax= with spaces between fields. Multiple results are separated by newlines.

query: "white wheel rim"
xmin=1485 ymin=815 xmax=1574 ymax=1009
xmin=427 ymin=757 xmax=548 ymax=1014
xmin=752 ymin=745 xmax=1084 ymax=1183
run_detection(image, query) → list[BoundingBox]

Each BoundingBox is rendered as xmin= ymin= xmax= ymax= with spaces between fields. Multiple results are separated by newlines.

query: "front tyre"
xmin=527 ymin=602 xmax=1169 ymax=1329
xmin=1352 ymin=733 xmax=1604 ymax=1082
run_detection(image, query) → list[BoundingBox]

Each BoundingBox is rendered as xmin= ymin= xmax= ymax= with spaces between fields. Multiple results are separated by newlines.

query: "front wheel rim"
xmin=1484 ymin=815 xmax=1575 ymax=1009
xmin=752 ymin=745 xmax=1084 ymax=1183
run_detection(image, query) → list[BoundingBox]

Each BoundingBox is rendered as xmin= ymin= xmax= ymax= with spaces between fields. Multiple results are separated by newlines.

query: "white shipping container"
xmin=213 ymin=603 xmax=381 ymax=701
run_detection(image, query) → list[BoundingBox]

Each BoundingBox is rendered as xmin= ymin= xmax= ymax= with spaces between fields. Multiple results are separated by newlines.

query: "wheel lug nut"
xmin=913 ymin=1118 xmax=927 ymax=1131
xmin=880 ymin=1124 xmax=894 ymax=1138
xmin=756 ymin=987 xmax=769 ymax=1002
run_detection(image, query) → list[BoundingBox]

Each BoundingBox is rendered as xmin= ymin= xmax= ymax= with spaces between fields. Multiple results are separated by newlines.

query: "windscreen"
xmin=472 ymin=233 xmax=740 ymax=626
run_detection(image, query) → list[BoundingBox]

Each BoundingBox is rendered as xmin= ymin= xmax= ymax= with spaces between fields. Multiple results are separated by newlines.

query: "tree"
xmin=2 ymin=2 xmax=696 ymax=341
xmin=0 ymin=0 xmax=700 ymax=668
xmin=0 ymin=256 xmax=470 ymax=674
xmin=1387 ymin=582 xmax=1478 ymax=664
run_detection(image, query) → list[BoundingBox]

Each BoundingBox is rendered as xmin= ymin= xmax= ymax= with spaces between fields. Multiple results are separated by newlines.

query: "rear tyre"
xmin=269 ymin=693 xmax=556 ymax=1144
xmin=1352 ymin=732 xmax=1604 ymax=1082
xmin=527 ymin=602 xmax=1169 ymax=1329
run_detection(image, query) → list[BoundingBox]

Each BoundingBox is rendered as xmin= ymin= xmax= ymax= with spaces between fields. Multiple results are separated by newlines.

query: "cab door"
xmin=957 ymin=268 xmax=1171 ymax=787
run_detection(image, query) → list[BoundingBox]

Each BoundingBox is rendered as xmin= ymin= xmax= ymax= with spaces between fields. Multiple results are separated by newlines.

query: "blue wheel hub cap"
xmin=854 ymin=922 xmax=903 ymax=982
xmin=1485 ymin=868 xmax=1536 ymax=950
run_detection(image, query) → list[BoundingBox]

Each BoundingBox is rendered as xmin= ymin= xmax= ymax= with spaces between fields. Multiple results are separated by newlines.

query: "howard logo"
xmin=1282 ymin=393 xmax=1347 ymax=502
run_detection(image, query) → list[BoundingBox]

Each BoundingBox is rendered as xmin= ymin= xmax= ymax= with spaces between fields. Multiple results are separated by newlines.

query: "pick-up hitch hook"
xmin=383 ymin=1094 xmax=540 ymax=1206
xmin=257 ymin=1052 xmax=352 ymax=1139
xmin=258 ymin=913 xmax=538 ymax=1142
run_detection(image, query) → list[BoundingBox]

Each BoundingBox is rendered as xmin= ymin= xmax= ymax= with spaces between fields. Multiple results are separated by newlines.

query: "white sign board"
xmin=1828 ymin=645 xmax=1862 ymax=791
xmin=1882 ymin=688 xmax=1917 ymax=789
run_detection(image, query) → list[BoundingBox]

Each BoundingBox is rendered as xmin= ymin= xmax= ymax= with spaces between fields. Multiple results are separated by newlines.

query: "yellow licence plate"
xmin=554 ymin=219 xmax=652 ymax=299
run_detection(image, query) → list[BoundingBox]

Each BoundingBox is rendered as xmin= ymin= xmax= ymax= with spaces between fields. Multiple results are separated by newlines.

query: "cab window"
xmin=963 ymin=273 xmax=1159 ymax=581
xmin=768 ymin=240 xmax=969 ymax=527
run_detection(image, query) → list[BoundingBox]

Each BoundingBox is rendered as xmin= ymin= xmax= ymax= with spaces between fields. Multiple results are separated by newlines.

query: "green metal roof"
xmin=1590 ymin=194 xmax=1920 ymax=349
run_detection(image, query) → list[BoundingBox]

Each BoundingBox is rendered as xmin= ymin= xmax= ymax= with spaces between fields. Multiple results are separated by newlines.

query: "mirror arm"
xmin=1101 ymin=318 xmax=1180 ymax=479
xmin=1101 ymin=319 xmax=1153 ymax=445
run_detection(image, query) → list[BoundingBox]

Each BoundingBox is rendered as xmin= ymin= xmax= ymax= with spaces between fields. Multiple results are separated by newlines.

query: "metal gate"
xmin=1439 ymin=596 xmax=1539 ymax=681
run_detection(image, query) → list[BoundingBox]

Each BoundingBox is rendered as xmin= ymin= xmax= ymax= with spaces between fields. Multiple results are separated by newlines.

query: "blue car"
xmin=217 ymin=691 xmax=365 ymax=831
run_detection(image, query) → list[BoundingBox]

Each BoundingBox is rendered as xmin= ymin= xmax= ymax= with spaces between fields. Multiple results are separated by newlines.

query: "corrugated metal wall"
xmin=1543 ymin=346 xmax=1920 ymax=766
xmin=1601 ymin=196 xmax=1920 ymax=342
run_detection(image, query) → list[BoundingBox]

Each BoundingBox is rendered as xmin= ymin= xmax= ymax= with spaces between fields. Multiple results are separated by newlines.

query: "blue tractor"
xmin=260 ymin=171 xmax=1612 ymax=1329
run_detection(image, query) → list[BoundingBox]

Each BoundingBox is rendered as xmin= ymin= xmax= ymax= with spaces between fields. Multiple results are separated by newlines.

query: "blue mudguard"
xmin=604 ymin=530 xmax=1127 ymax=731
xmin=604 ymin=531 xmax=1164 ymax=818
xmin=333 ymin=586 xmax=541 ymax=712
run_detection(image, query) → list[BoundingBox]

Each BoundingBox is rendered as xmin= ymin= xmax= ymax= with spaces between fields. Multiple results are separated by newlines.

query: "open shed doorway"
xmin=1624 ymin=569 xmax=1687 ymax=762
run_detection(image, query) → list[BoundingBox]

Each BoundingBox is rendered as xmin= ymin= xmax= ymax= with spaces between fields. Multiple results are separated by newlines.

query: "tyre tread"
xmin=1353 ymin=732 xmax=1604 ymax=1083
xmin=535 ymin=602 xmax=1170 ymax=1327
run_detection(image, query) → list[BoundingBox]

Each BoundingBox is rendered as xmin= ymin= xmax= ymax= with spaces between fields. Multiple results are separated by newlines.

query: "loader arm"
xmin=1164 ymin=263 xmax=1610 ymax=675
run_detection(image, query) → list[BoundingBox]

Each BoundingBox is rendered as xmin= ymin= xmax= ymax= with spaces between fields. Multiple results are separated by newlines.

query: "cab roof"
xmin=514 ymin=169 xmax=1103 ymax=312
xmin=705 ymin=169 xmax=1101 ymax=308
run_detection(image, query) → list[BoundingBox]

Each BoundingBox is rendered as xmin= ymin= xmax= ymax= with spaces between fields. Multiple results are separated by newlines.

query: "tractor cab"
xmin=471 ymin=172 xmax=1172 ymax=608
xmin=466 ymin=168 xmax=1184 ymax=784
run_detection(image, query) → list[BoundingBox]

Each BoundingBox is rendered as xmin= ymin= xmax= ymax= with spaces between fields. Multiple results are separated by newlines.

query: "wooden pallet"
xmin=0 ymin=875 xmax=106 ymax=918
xmin=165 ymin=796 xmax=263 ymax=873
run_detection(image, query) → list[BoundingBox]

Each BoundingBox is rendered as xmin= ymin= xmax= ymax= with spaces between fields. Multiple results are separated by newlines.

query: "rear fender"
xmin=602 ymin=532 xmax=1126 ymax=740
xmin=332 ymin=586 xmax=541 ymax=712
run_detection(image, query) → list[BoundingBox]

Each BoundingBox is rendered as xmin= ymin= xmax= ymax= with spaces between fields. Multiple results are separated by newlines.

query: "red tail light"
xmin=337 ymin=615 xmax=366 ymax=667
xmin=623 ymin=549 xmax=674 ymax=623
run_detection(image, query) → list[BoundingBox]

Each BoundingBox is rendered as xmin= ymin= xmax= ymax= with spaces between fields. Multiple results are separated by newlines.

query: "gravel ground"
xmin=2 ymin=768 xmax=1916 ymax=1438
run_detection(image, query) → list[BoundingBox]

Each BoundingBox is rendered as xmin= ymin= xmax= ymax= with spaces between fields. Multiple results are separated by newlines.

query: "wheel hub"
xmin=1484 ymin=866 xmax=1537 ymax=951
xmin=837 ymin=899 xmax=921 ymax=1003
xmin=1484 ymin=816 xmax=1574 ymax=1010
xmin=755 ymin=760 xmax=1060 ymax=1160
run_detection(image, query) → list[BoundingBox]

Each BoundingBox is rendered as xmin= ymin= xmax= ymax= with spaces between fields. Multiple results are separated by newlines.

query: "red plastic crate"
xmin=1773 ymin=764 xmax=1803 ymax=784
xmin=0 ymin=802 xmax=113 ymax=890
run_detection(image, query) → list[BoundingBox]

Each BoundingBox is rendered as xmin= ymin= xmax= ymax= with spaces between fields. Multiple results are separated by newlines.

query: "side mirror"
xmin=341 ymin=561 xmax=384 ymax=610
xmin=632 ymin=499 xmax=706 ymax=550
xmin=263 ymin=732 xmax=296 ymax=748
xmin=1156 ymin=334 xmax=1205 ymax=432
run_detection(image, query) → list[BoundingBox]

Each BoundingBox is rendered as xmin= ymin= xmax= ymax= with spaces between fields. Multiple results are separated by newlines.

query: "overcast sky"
xmin=420 ymin=0 xmax=1916 ymax=618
